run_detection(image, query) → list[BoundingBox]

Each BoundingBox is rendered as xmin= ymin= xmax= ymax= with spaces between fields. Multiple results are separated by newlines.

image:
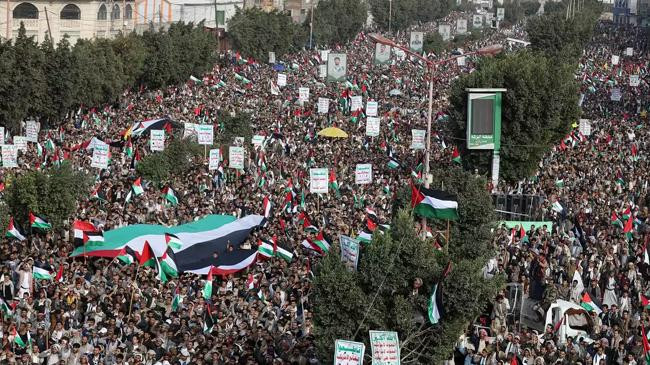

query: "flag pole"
xmin=446 ymin=219 xmax=450 ymax=243
xmin=128 ymin=264 xmax=141 ymax=319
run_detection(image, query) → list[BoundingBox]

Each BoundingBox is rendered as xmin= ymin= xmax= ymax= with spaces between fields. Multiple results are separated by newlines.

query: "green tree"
xmin=522 ymin=1 xmax=541 ymax=16
xmin=13 ymin=22 xmax=47 ymax=124
xmin=40 ymin=36 xmax=78 ymax=125
xmin=310 ymin=0 xmax=367 ymax=46
xmin=137 ymin=138 xmax=203 ymax=184
xmin=112 ymin=33 xmax=148 ymax=89
xmin=447 ymin=50 xmax=580 ymax=182
xmin=0 ymin=38 xmax=22 ymax=132
xmin=228 ymin=9 xmax=304 ymax=62
xmin=370 ymin=0 xmax=452 ymax=32
xmin=313 ymin=168 xmax=500 ymax=363
xmin=423 ymin=32 xmax=447 ymax=55
xmin=5 ymin=162 xmax=92 ymax=229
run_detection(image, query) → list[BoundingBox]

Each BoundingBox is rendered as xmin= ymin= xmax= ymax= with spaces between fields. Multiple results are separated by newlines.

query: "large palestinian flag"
xmin=70 ymin=215 xmax=265 ymax=275
xmin=411 ymin=184 xmax=459 ymax=220
xmin=128 ymin=118 xmax=175 ymax=137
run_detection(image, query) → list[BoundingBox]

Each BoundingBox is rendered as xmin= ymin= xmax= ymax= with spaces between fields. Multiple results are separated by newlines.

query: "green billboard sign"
xmin=466 ymin=89 xmax=506 ymax=150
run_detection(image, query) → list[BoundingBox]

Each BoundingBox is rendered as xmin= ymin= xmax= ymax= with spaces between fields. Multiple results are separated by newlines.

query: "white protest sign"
xmin=25 ymin=121 xmax=39 ymax=143
xmin=13 ymin=137 xmax=27 ymax=151
xmin=497 ymin=7 xmax=505 ymax=20
xmin=320 ymin=50 xmax=330 ymax=63
xmin=229 ymin=146 xmax=245 ymax=169
xmin=611 ymin=88 xmax=622 ymax=102
xmin=90 ymin=141 xmax=109 ymax=169
xmin=208 ymin=149 xmax=220 ymax=170
xmin=630 ymin=75 xmax=640 ymax=87
xmin=319 ymin=65 xmax=327 ymax=78
xmin=334 ymin=339 xmax=364 ymax=365
xmin=1 ymin=145 xmax=17 ymax=168
xmin=183 ymin=122 xmax=198 ymax=139
xmin=611 ymin=55 xmax=620 ymax=65
xmin=277 ymin=73 xmax=287 ymax=87
xmin=457 ymin=56 xmax=466 ymax=66
xmin=473 ymin=15 xmax=483 ymax=28
xmin=150 ymin=130 xmax=165 ymax=151
xmin=0 ymin=127 xmax=4 ymax=146
xmin=457 ymin=18 xmax=467 ymax=34
xmin=579 ymin=119 xmax=591 ymax=136
xmin=350 ymin=96 xmax=363 ymax=112
xmin=438 ymin=24 xmax=451 ymax=41
xmin=309 ymin=168 xmax=329 ymax=194
xmin=626 ymin=47 xmax=633 ymax=56
xmin=355 ymin=164 xmax=372 ymax=185
xmin=411 ymin=129 xmax=426 ymax=150
xmin=251 ymin=135 xmax=265 ymax=148
xmin=366 ymin=101 xmax=379 ymax=117
xmin=318 ymin=98 xmax=330 ymax=114
xmin=268 ymin=51 xmax=276 ymax=64
xmin=196 ymin=125 xmax=214 ymax=145
xmin=299 ymin=87 xmax=310 ymax=102
xmin=365 ymin=117 xmax=380 ymax=137
xmin=339 ymin=236 xmax=361 ymax=272
xmin=369 ymin=331 xmax=400 ymax=365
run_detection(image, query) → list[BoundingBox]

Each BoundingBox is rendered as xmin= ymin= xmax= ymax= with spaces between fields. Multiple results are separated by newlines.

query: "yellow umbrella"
xmin=317 ymin=127 xmax=348 ymax=138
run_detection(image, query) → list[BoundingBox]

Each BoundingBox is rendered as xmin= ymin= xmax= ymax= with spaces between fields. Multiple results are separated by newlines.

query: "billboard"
xmin=466 ymin=89 xmax=505 ymax=150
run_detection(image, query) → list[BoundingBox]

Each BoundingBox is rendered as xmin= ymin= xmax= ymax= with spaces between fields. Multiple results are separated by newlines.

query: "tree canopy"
xmin=0 ymin=22 xmax=216 ymax=133
xmin=228 ymin=8 xmax=305 ymax=62
xmin=369 ymin=0 xmax=453 ymax=32
xmin=310 ymin=0 xmax=368 ymax=46
xmin=313 ymin=167 xmax=500 ymax=363
xmin=447 ymin=50 xmax=580 ymax=182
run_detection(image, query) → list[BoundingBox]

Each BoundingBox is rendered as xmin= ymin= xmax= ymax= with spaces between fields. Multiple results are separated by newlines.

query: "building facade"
xmin=170 ymin=0 xmax=244 ymax=31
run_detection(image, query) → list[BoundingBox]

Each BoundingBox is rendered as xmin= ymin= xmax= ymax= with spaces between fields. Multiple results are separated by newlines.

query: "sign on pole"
xmin=457 ymin=18 xmax=467 ymax=34
xmin=457 ymin=56 xmax=466 ymax=66
xmin=277 ymin=73 xmax=287 ymax=87
xmin=25 ymin=121 xmax=39 ymax=143
xmin=365 ymin=117 xmax=380 ymax=137
xmin=319 ymin=65 xmax=327 ymax=78
xmin=611 ymin=55 xmax=620 ymax=65
xmin=374 ymin=43 xmax=391 ymax=65
xmin=0 ymin=127 xmax=4 ymax=145
xmin=438 ymin=24 xmax=451 ymax=41
xmin=409 ymin=32 xmax=424 ymax=53
xmin=630 ymin=75 xmax=640 ymax=87
xmin=350 ymin=96 xmax=363 ymax=112
xmin=411 ymin=129 xmax=426 ymax=150
xmin=229 ymin=146 xmax=244 ymax=169
xmin=466 ymin=89 xmax=506 ymax=150
xmin=334 ymin=339 xmax=365 ymax=365
xmin=339 ymin=236 xmax=361 ymax=271
xmin=496 ymin=7 xmax=505 ymax=20
xmin=13 ymin=136 xmax=27 ymax=151
xmin=366 ymin=101 xmax=378 ymax=117
xmin=251 ymin=135 xmax=265 ymax=148
xmin=1 ymin=145 xmax=17 ymax=168
xmin=626 ymin=47 xmax=633 ymax=56
xmin=579 ymin=119 xmax=591 ymax=136
xmin=183 ymin=122 xmax=198 ymax=140
xmin=196 ymin=125 xmax=214 ymax=145
xmin=355 ymin=164 xmax=372 ymax=185
xmin=298 ymin=87 xmax=310 ymax=102
xmin=208 ymin=149 xmax=220 ymax=170
xmin=91 ymin=141 xmax=109 ymax=169
xmin=150 ymin=130 xmax=165 ymax=151
xmin=326 ymin=53 xmax=347 ymax=83
xmin=369 ymin=331 xmax=401 ymax=365
xmin=610 ymin=88 xmax=622 ymax=102
xmin=320 ymin=49 xmax=330 ymax=62
xmin=268 ymin=51 xmax=276 ymax=64
xmin=318 ymin=98 xmax=330 ymax=114
xmin=309 ymin=168 xmax=329 ymax=194
xmin=472 ymin=15 xmax=483 ymax=28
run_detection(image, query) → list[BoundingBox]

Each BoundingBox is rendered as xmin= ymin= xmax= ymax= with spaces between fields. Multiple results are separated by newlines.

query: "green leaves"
xmin=136 ymin=139 xmax=203 ymax=184
xmin=370 ymin=0 xmax=451 ymax=32
xmin=228 ymin=8 xmax=305 ymax=62
xmin=5 ymin=162 xmax=92 ymax=230
xmin=314 ymin=169 xmax=499 ymax=363
xmin=311 ymin=0 xmax=368 ymax=46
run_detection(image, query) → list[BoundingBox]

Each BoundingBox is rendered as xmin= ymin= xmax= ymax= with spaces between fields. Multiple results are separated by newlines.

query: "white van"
xmin=542 ymin=299 xmax=594 ymax=344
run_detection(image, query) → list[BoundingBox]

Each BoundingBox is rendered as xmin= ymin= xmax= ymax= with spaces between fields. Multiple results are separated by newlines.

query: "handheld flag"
xmin=29 ymin=213 xmax=52 ymax=230
xmin=411 ymin=184 xmax=459 ymax=220
xmin=5 ymin=218 xmax=26 ymax=241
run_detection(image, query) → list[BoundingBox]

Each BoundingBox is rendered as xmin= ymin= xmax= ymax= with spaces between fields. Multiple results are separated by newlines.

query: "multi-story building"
xmin=285 ymin=0 xmax=313 ymax=23
xmin=170 ymin=0 xmax=244 ymax=31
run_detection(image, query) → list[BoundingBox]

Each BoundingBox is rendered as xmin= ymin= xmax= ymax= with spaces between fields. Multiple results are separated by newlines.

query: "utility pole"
xmin=44 ymin=6 xmax=53 ymax=41
xmin=309 ymin=0 xmax=314 ymax=49
xmin=123 ymin=0 xmax=126 ymax=31
xmin=159 ymin=0 xmax=162 ymax=25
xmin=388 ymin=0 xmax=392 ymax=34
xmin=6 ymin=0 xmax=10 ymax=40
xmin=213 ymin=0 xmax=219 ymax=29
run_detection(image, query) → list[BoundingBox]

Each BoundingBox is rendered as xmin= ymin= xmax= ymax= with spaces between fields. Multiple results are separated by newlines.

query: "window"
xmin=111 ymin=4 xmax=120 ymax=19
xmin=216 ymin=10 xmax=224 ymax=25
xmin=125 ymin=4 xmax=132 ymax=19
xmin=97 ymin=4 xmax=107 ymax=20
xmin=13 ymin=3 xmax=39 ymax=19
xmin=60 ymin=4 xmax=81 ymax=19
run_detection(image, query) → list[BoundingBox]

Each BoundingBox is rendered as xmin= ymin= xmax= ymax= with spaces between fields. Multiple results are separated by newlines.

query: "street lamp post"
xmin=368 ymin=33 xmax=503 ymax=235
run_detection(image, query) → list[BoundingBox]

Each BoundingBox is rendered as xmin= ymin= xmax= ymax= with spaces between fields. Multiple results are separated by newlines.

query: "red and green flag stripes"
xmin=411 ymin=184 xmax=459 ymax=220
xmin=29 ymin=213 xmax=51 ymax=230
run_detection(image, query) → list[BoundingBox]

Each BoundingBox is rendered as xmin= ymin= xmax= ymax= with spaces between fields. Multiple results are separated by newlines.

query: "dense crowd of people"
xmin=455 ymin=22 xmax=650 ymax=365
xmin=0 ymin=5 xmax=644 ymax=364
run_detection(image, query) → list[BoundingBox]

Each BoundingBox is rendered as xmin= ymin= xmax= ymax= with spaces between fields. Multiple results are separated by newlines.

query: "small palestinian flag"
xmin=117 ymin=246 xmax=138 ymax=265
xmin=257 ymin=238 xmax=275 ymax=258
xmin=329 ymin=170 xmax=340 ymax=196
xmin=0 ymin=299 xmax=13 ymax=318
xmin=642 ymin=323 xmax=650 ymax=364
xmin=452 ymin=146 xmax=461 ymax=164
xmin=202 ymin=267 xmax=214 ymax=300
xmin=357 ymin=229 xmax=372 ymax=243
xmin=411 ymin=184 xmax=459 ymax=220
xmin=139 ymin=241 xmax=156 ymax=267
xmin=165 ymin=233 xmax=182 ymax=250
xmin=162 ymin=186 xmax=178 ymax=206
xmin=159 ymin=246 xmax=179 ymax=281
xmin=276 ymin=242 xmax=294 ymax=262
xmin=234 ymin=73 xmax=251 ymax=84
xmin=203 ymin=306 xmax=215 ymax=333
xmin=263 ymin=196 xmax=273 ymax=218
xmin=125 ymin=140 xmax=133 ymax=158
xmin=428 ymin=283 xmax=443 ymax=324
xmin=301 ymin=231 xmax=330 ymax=254
xmin=5 ymin=217 xmax=26 ymax=241
xmin=612 ymin=212 xmax=624 ymax=229
xmin=580 ymin=292 xmax=601 ymax=314
xmin=171 ymin=287 xmax=182 ymax=312
xmin=73 ymin=220 xmax=104 ymax=248
xmin=29 ymin=213 xmax=51 ymax=230
xmin=246 ymin=273 xmax=256 ymax=290
xmin=387 ymin=159 xmax=400 ymax=169
xmin=623 ymin=207 xmax=631 ymax=220
xmin=54 ymin=265 xmax=64 ymax=283
xmin=190 ymin=75 xmax=202 ymax=84
xmin=132 ymin=177 xmax=144 ymax=196
xmin=641 ymin=294 xmax=650 ymax=310
xmin=12 ymin=328 xmax=30 ymax=348
xmin=33 ymin=263 xmax=53 ymax=280
xmin=624 ymin=215 xmax=634 ymax=240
